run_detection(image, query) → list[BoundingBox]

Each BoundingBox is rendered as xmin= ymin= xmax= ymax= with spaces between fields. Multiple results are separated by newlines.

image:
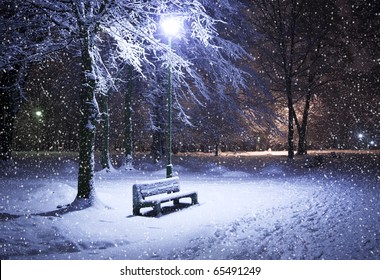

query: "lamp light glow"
xmin=161 ymin=17 xmax=181 ymax=37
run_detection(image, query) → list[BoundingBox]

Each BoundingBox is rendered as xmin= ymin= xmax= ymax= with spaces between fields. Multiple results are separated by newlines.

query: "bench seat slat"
xmin=134 ymin=177 xmax=180 ymax=198
xmin=140 ymin=183 xmax=180 ymax=198
xmin=136 ymin=191 xmax=197 ymax=205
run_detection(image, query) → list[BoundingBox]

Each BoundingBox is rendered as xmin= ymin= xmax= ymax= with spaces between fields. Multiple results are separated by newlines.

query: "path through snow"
xmin=0 ymin=151 xmax=379 ymax=260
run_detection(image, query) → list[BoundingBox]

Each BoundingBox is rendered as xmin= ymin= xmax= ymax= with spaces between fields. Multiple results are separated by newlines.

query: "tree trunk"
xmin=296 ymin=71 xmax=314 ymax=156
xmin=124 ymin=66 xmax=134 ymax=170
xmin=287 ymin=103 xmax=295 ymax=159
xmin=297 ymin=90 xmax=312 ymax=155
xmin=75 ymin=31 xmax=98 ymax=205
xmin=214 ymin=142 xmax=220 ymax=156
xmin=151 ymin=129 xmax=165 ymax=163
xmin=150 ymin=94 xmax=166 ymax=164
xmin=286 ymin=78 xmax=295 ymax=160
xmin=99 ymin=93 xmax=111 ymax=171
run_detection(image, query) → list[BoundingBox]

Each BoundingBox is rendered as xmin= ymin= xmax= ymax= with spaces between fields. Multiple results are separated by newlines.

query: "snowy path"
xmin=1 ymin=151 xmax=379 ymax=260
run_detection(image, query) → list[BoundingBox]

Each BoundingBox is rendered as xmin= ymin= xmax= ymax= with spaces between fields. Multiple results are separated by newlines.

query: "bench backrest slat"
xmin=133 ymin=177 xmax=180 ymax=203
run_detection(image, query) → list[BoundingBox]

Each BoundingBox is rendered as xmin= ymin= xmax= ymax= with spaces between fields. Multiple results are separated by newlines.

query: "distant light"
xmin=370 ymin=141 xmax=375 ymax=145
xmin=161 ymin=17 xmax=181 ymax=36
xmin=358 ymin=133 xmax=363 ymax=139
xmin=36 ymin=111 xmax=42 ymax=117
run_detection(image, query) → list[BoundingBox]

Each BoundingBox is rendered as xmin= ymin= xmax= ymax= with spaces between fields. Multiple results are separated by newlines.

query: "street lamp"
xmin=161 ymin=17 xmax=181 ymax=178
xmin=36 ymin=110 xmax=43 ymax=152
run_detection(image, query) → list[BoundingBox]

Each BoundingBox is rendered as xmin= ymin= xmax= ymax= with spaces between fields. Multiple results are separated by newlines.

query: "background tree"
xmin=0 ymin=64 xmax=26 ymax=161
xmin=13 ymin=53 xmax=81 ymax=152
xmin=0 ymin=0 xmax=66 ymax=161
xmin=246 ymin=0 xmax=307 ymax=159
xmin=245 ymin=0 xmax=349 ymax=157
xmin=123 ymin=66 xmax=136 ymax=170
xmin=97 ymin=41 xmax=136 ymax=172
xmin=291 ymin=0 xmax=348 ymax=155
xmin=306 ymin=0 xmax=380 ymax=149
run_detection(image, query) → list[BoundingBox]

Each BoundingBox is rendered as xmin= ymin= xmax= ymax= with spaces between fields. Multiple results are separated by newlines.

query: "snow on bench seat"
xmin=132 ymin=176 xmax=198 ymax=217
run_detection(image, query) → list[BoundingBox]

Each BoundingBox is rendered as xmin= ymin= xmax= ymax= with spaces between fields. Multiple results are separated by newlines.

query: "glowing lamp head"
xmin=36 ymin=111 xmax=42 ymax=117
xmin=161 ymin=17 xmax=181 ymax=37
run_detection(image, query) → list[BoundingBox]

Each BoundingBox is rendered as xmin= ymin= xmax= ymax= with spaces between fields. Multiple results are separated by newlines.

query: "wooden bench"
xmin=132 ymin=176 xmax=198 ymax=217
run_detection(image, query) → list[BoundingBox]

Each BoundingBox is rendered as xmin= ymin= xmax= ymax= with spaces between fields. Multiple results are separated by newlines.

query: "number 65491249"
xmin=213 ymin=266 xmax=261 ymax=276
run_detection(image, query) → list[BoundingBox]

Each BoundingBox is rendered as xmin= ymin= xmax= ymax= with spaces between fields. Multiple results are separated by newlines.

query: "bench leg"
xmin=191 ymin=193 xmax=198 ymax=205
xmin=133 ymin=207 xmax=140 ymax=216
xmin=153 ymin=203 xmax=162 ymax=217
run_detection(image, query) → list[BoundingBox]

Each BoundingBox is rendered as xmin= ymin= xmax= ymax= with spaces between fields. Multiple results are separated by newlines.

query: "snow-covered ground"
xmin=1 ymin=150 xmax=379 ymax=260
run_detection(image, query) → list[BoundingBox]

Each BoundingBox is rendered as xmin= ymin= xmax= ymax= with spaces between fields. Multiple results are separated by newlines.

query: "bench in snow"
xmin=132 ymin=176 xmax=198 ymax=217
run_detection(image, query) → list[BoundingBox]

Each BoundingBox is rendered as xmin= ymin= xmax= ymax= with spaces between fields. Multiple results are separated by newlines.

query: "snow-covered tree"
xmin=118 ymin=0 xmax=255 ymax=164
xmin=8 ymin=0 xmax=250 ymax=208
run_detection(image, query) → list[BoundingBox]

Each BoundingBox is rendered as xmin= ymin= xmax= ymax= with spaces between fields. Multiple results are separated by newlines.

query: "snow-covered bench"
xmin=132 ymin=176 xmax=198 ymax=217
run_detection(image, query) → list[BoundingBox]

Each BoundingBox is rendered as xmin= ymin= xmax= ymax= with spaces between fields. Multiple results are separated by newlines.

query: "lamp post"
xmin=358 ymin=133 xmax=364 ymax=149
xmin=36 ymin=110 xmax=43 ymax=152
xmin=162 ymin=17 xmax=181 ymax=178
